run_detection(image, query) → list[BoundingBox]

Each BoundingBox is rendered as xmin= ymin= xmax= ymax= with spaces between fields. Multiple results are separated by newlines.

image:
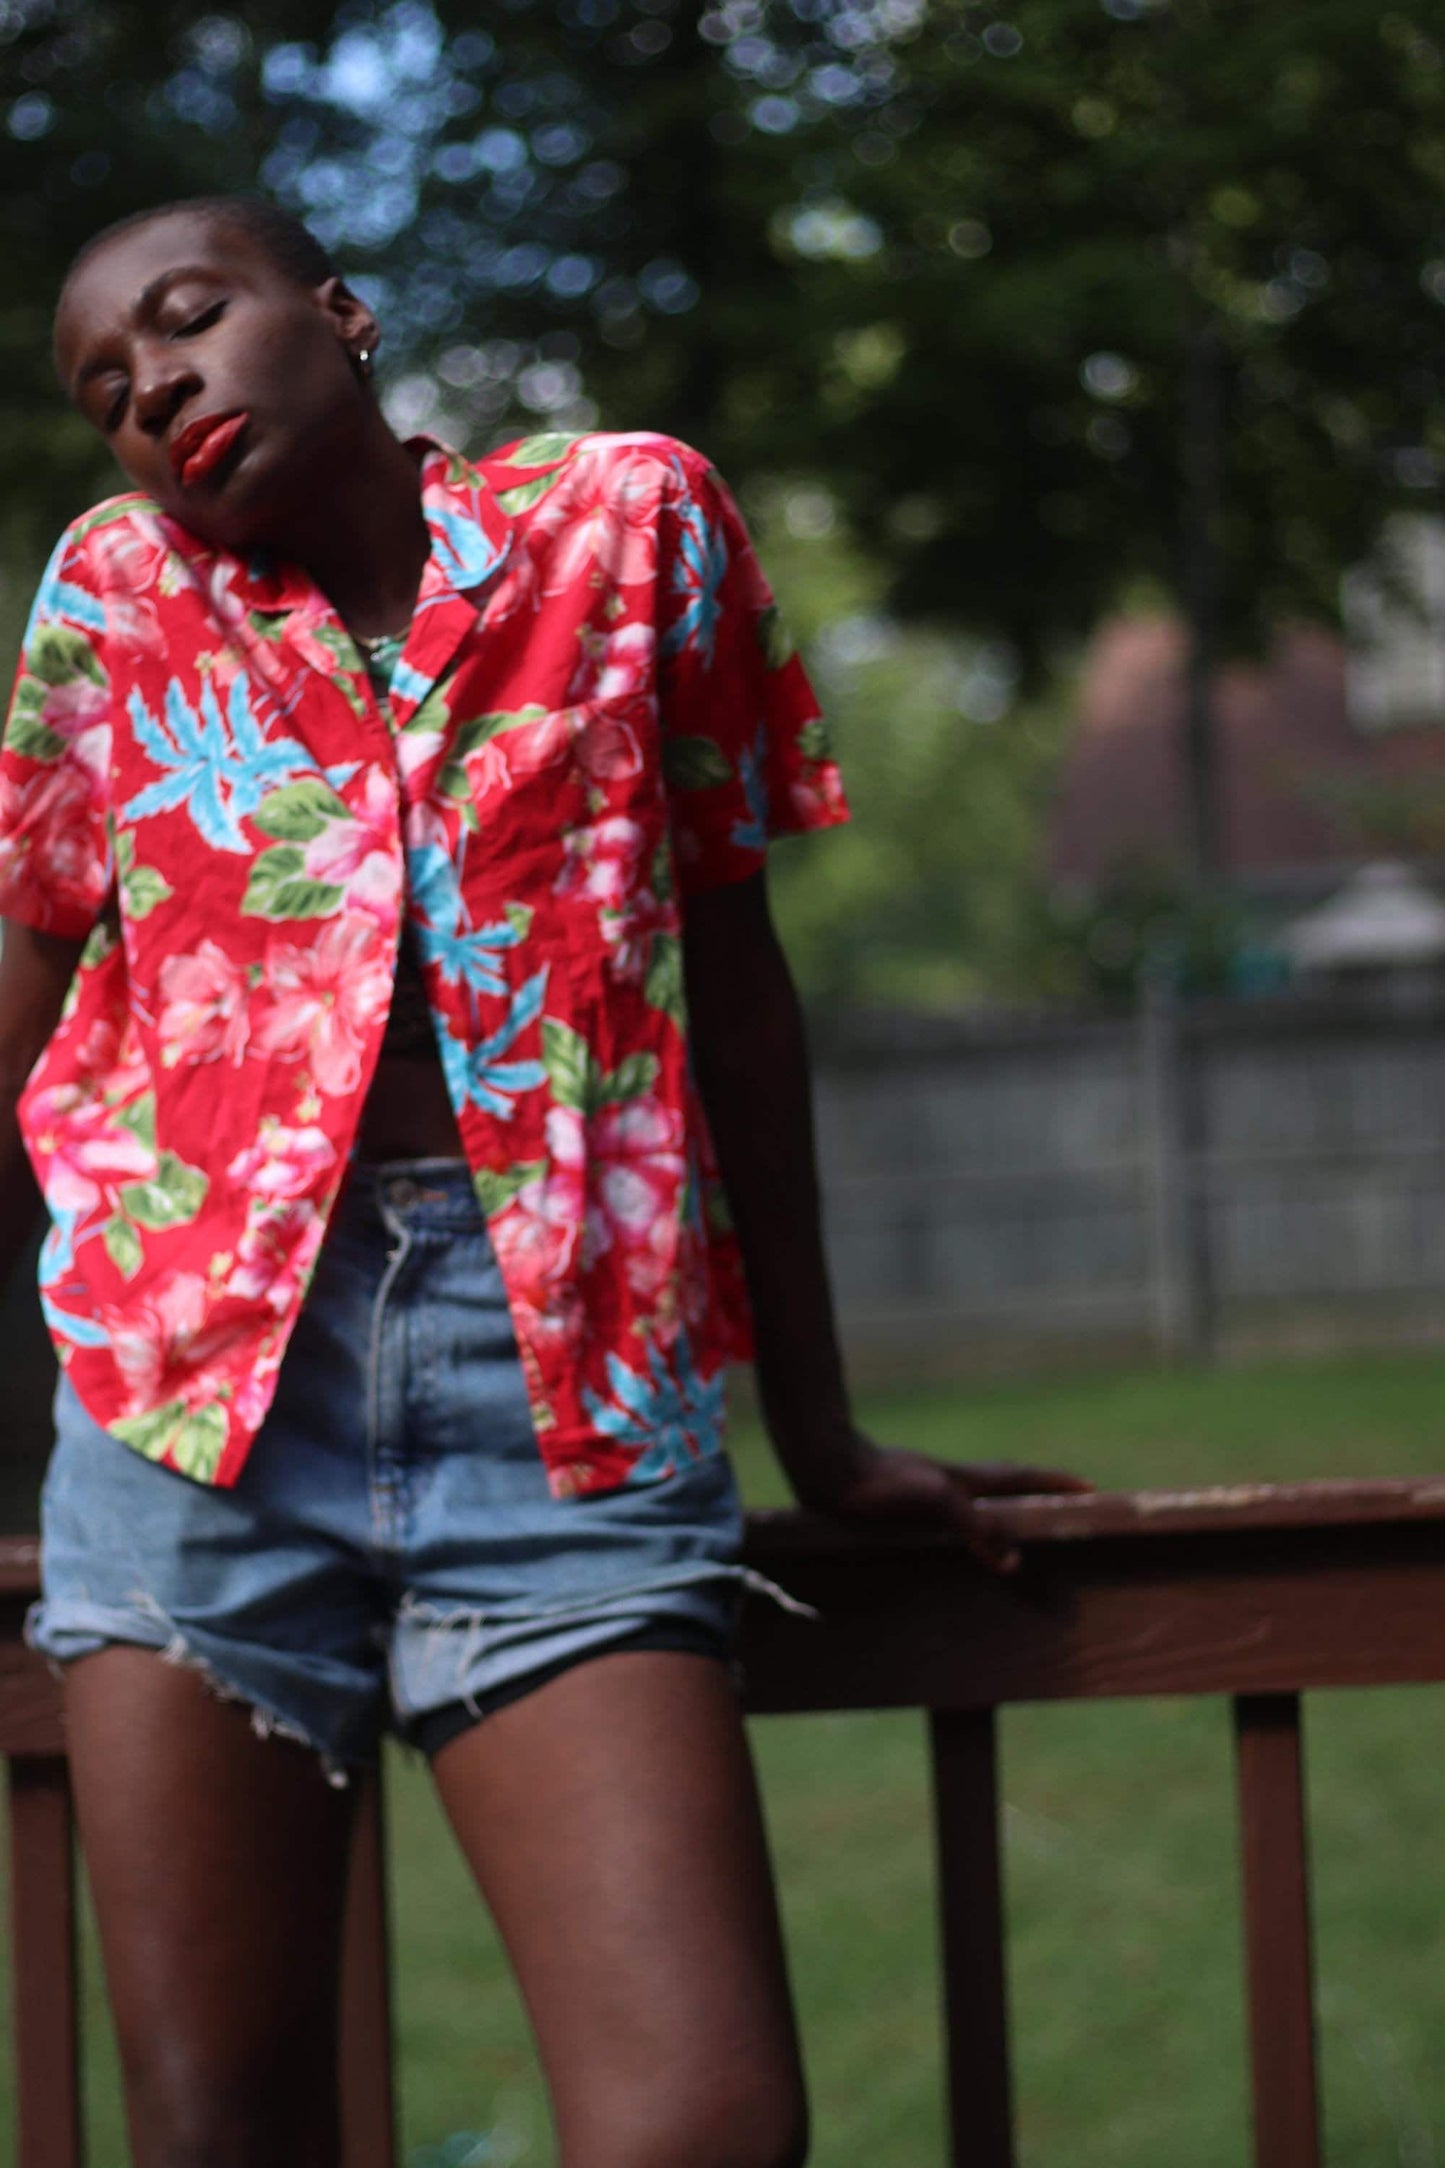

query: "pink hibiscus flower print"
xmin=554 ymin=815 xmax=647 ymax=911
xmin=226 ymin=1120 xmax=336 ymax=1200
xmin=226 ymin=1192 xmax=327 ymax=1314
xmin=567 ymin=620 xmax=656 ymax=711
xmin=546 ymin=1098 xmax=686 ymax=1283
xmin=157 ymin=939 xmax=252 ymax=1067
xmin=0 ymin=760 xmax=108 ymax=922
xmin=254 ymin=916 xmax=392 ymax=1098
xmin=106 ymin=1269 xmax=240 ymax=1415
xmin=529 ymin=445 xmax=664 ymax=595
xmin=25 ymin=1084 xmax=156 ymax=1218
xmin=301 ymin=767 xmax=402 ymax=925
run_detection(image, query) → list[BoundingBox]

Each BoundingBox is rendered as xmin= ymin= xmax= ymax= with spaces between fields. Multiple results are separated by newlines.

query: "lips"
xmin=171 ymin=410 xmax=250 ymax=488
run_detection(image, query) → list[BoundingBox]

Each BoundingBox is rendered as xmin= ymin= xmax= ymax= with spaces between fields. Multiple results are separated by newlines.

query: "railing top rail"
xmin=5 ymin=1473 xmax=1445 ymax=1602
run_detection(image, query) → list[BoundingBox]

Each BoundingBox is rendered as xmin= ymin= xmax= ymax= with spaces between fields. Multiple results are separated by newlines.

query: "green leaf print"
xmin=542 ymin=1018 xmax=597 ymax=1113
xmin=3 ymin=682 xmax=64 ymax=762
xmin=663 ymin=736 xmax=733 ymax=792
xmin=643 ymin=932 xmax=687 ymax=1029
xmin=473 ymin=1160 xmax=547 ymax=1215
xmin=102 ymin=1215 xmax=144 ymax=1279
xmin=650 ymin=841 xmax=675 ymax=905
xmin=114 ymin=1094 xmax=157 ymax=1152
xmin=600 ymin=1052 xmax=659 ymax=1105
xmin=499 ymin=432 xmax=580 ymax=468
xmin=241 ymin=846 xmax=343 ymax=921
xmin=112 ymin=1400 xmax=227 ymax=1482
xmin=27 ymin=624 xmax=106 ymax=689
xmin=168 ymin=1405 xmax=228 ymax=1483
xmin=251 ymin=778 xmax=351 ymax=842
xmin=401 ymin=680 xmax=452 ymax=734
xmin=111 ymin=1399 xmax=190 ymax=1461
xmin=496 ymin=472 xmax=563 ymax=515
xmin=437 ymin=707 xmax=548 ymax=800
xmin=705 ymin=1185 xmax=736 ymax=1236
xmin=121 ymin=862 xmax=174 ymax=919
xmin=798 ymin=716 xmax=833 ymax=762
xmin=756 ymin=604 xmax=796 ymax=670
xmin=71 ymin=496 xmax=156 ymax=544
xmin=504 ymin=902 xmax=534 ymax=938
xmin=120 ymin=1151 xmax=208 ymax=1231
xmin=115 ymin=838 xmax=171 ymax=920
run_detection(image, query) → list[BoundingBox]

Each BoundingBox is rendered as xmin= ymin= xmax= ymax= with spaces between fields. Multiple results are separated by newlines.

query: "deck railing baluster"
xmin=929 ymin=1707 xmax=1014 ymax=2168
xmin=1234 ymin=1692 xmax=1322 ymax=2168
xmin=8 ymin=1756 xmax=83 ymax=2168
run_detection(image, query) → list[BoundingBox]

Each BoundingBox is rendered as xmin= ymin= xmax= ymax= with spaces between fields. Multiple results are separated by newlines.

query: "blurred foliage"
xmin=1045 ymin=854 xmax=1259 ymax=1000
xmin=4 ymin=0 xmax=1443 ymax=1004
xmin=752 ymin=482 xmax=1076 ymax=1009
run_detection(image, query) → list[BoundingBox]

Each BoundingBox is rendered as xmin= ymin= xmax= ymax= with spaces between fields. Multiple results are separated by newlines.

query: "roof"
xmin=1048 ymin=617 xmax=1445 ymax=891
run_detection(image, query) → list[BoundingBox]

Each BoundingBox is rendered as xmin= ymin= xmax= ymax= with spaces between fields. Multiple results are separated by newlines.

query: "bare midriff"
xmin=352 ymin=627 xmax=467 ymax=1166
xmin=356 ymin=1049 xmax=465 ymax=1160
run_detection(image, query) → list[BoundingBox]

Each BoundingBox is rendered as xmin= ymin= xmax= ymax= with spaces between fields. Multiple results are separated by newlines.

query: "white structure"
xmin=1283 ymin=862 xmax=1445 ymax=984
xmin=1343 ymin=514 xmax=1445 ymax=733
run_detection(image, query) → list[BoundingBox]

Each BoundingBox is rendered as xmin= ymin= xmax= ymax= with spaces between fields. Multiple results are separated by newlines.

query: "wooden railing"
xmin=9 ymin=1475 xmax=1445 ymax=2168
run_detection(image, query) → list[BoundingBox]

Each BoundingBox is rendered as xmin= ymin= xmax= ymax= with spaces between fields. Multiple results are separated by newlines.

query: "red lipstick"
xmin=171 ymin=411 xmax=250 ymax=488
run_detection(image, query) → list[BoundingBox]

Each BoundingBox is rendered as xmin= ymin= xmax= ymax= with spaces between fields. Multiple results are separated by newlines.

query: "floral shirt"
xmin=0 ymin=431 xmax=847 ymax=1495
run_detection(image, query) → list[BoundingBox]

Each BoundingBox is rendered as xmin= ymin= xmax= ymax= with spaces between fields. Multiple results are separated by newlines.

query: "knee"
xmin=125 ymin=2061 xmax=336 ymax=2168
xmin=573 ymin=2071 xmax=809 ymax=2168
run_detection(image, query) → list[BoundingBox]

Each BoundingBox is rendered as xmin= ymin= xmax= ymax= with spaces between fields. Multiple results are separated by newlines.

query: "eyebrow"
xmin=73 ymin=265 xmax=228 ymax=389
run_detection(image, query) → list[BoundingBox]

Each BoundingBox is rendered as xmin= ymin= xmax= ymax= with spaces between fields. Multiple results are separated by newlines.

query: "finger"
xmin=949 ymin=1462 xmax=1095 ymax=1498
xmin=946 ymin=1492 xmax=1021 ymax=1575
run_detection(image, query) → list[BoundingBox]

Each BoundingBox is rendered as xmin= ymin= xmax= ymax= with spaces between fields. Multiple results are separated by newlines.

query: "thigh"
xmin=431 ymin=1649 xmax=807 ymax=2168
xmin=65 ymin=1647 xmax=357 ymax=2168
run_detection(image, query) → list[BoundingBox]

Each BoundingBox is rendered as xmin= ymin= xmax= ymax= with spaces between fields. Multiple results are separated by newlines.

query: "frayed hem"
xmin=116 ymin=1597 xmax=354 ymax=1788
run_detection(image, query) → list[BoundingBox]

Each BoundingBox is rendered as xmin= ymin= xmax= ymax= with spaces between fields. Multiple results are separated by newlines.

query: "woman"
xmin=0 ymin=195 xmax=1087 ymax=2168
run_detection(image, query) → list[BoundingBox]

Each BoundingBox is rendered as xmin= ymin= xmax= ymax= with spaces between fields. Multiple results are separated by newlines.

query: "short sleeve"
xmin=656 ymin=447 xmax=848 ymax=897
xmin=0 ymin=527 xmax=114 ymax=939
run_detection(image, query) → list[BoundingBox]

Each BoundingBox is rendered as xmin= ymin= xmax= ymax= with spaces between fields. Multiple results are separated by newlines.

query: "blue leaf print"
xmin=730 ymin=724 xmax=770 ymax=853
xmin=407 ymin=844 xmax=529 ymax=997
xmin=582 ymin=1329 xmax=727 ymax=1478
xmin=426 ymin=504 xmax=509 ymax=592
xmin=435 ymin=967 xmax=549 ymax=1118
xmin=660 ymin=470 xmax=728 ymax=666
xmin=122 ymin=674 xmax=322 ymax=853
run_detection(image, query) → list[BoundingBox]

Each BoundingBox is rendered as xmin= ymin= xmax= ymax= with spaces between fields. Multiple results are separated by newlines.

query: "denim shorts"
xmin=27 ymin=1159 xmax=782 ymax=1783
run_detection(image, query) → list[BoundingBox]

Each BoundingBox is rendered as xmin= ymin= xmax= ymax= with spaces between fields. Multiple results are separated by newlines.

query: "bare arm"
xmin=683 ymin=872 xmax=1090 ymax=1565
xmin=0 ymin=920 xmax=84 ymax=1291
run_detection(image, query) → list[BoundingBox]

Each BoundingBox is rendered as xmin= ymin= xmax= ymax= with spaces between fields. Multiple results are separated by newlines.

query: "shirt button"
xmin=387 ymin=1177 xmax=420 ymax=1210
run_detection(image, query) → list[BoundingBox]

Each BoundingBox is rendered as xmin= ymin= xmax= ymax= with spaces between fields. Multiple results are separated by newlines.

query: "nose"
xmin=130 ymin=338 xmax=201 ymax=436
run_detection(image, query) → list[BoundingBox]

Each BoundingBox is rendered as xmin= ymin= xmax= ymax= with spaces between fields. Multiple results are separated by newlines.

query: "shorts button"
xmin=387 ymin=1177 xmax=419 ymax=1210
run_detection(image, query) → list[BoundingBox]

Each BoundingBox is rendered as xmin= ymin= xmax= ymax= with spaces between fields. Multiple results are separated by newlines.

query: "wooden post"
xmin=929 ymin=1708 xmax=1013 ymax=2168
xmin=1233 ymin=1694 xmax=1322 ymax=2168
xmin=9 ymin=1756 xmax=83 ymax=2168
xmin=339 ymin=1769 xmax=398 ymax=2168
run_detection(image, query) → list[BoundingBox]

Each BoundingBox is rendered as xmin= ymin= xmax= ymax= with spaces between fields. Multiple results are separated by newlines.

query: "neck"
xmin=269 ymin=410 xmax=431 ymax=641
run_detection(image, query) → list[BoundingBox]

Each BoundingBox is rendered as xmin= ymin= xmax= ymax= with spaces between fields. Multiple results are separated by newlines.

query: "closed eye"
xmin=176 ymin=300 xmax=226 ymax=338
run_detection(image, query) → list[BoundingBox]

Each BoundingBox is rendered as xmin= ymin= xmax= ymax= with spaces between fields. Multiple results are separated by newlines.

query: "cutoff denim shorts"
xmin=28 ymin=1159 xmax=779 ymax=1783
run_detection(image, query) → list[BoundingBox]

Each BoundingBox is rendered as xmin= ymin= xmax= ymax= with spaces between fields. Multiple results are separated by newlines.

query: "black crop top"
xmin=361 ymin=631 xmax=439 ymax=1062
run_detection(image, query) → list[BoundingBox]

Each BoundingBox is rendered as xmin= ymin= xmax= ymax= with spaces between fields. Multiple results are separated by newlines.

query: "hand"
xmin=795 ymin=1433 xmax=1095 ymax=1575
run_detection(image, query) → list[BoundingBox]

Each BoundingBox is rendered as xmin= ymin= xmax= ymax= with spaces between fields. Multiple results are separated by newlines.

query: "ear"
xmin=316 ymin=275 xmax=379 ymax=363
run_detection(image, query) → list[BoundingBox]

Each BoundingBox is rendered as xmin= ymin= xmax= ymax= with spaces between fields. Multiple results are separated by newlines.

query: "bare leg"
xmin=64 ymin=1648 xmax=357 ymax=2168
xmin=432 ymin=1650 xmax=808 ymax=2168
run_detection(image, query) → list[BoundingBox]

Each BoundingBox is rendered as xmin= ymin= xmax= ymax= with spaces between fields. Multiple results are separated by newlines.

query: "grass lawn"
xmin=8 ymin=1347 xmax=1445 ymax=2165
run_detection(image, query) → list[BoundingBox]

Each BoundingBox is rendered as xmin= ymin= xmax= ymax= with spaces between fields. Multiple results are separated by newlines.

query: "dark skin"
xmin=0 ymin=208 xmax=1091 ymax=2168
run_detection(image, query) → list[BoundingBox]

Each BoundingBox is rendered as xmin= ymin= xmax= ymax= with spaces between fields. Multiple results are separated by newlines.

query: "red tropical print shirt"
xmin=0 ymin=431 xmax=847 ymax=1495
